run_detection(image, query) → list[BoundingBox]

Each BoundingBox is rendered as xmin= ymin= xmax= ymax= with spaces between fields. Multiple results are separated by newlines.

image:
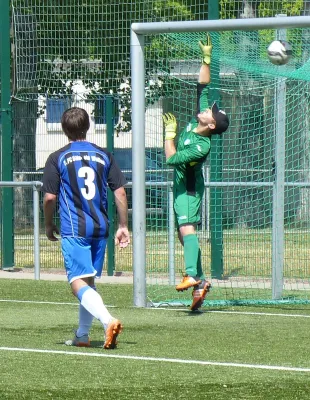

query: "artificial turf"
xmin=0 ymin=279 xmax=309 ymax=399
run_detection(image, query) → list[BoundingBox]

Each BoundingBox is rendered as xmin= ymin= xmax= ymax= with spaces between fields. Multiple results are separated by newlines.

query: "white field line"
xmin=0 ymin=347 xmax=309 ymax=373
xmin=0 ymin=299 xmax=115 ymax=307
xmin=208 ymin=310 xmax=310 ymax=318
xmin=0 ymin=299 xmax=77 ymax=306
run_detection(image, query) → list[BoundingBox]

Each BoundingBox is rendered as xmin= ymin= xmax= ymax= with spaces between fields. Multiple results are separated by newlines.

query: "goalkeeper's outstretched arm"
xmin=198 ymin=34 xmax=212 ymax=84
xmin=196 ymin=34 xmax=212 ymax=116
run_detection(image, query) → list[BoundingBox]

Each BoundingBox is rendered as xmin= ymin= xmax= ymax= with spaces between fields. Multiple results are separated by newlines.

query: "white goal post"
xmin=130 ymin=16 xmax=310 ymax=307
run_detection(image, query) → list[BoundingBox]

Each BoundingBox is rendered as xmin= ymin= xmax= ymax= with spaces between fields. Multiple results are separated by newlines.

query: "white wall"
xmin=36 ymin=98 xmax=163 ymax=169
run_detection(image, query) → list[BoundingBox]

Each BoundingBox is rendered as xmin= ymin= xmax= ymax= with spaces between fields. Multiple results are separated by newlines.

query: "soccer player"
xmin=162 ymin=35 xmax=229 ymax=311
xmin=42 ymin=107 xmax=130 ymax=349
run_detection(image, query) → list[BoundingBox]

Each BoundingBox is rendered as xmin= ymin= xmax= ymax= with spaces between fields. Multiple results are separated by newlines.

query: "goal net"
xmin=137 ymin=24 xmax=310 ymax=307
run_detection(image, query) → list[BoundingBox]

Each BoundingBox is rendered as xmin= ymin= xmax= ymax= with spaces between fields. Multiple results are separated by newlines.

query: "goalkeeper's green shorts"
xmin=174 ymin=191 xmax=202 ymax=227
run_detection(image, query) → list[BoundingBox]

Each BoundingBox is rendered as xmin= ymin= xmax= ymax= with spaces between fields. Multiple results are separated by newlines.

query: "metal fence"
xmin=0 ymin=181 xmax=42 ymax=279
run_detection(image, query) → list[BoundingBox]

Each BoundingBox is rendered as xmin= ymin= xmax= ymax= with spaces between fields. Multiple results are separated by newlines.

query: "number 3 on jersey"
xmin=78 ymin=166 xmax=96 ymax=200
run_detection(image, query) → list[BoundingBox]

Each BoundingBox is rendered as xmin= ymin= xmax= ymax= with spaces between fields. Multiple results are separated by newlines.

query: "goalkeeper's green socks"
xmin=183 ymin=234 xmax=203 ymax=278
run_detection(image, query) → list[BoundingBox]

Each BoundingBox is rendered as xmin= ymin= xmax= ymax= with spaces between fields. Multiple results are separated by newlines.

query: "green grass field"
xmin=1 ymin=278 xmax=310 ymax=399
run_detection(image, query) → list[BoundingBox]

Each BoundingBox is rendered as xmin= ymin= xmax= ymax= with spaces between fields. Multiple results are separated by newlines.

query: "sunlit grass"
xmin=1 ymin=280 xmax=310 ymax=400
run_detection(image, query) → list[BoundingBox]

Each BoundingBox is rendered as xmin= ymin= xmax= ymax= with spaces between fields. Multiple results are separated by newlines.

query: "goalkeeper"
xmin=163 ymin=34 xmax=229 ymax=311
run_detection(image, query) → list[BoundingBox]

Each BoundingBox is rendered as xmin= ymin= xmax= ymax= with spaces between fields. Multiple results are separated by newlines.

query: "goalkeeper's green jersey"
xmin=166 ymin=84 xmax=211 ymax=197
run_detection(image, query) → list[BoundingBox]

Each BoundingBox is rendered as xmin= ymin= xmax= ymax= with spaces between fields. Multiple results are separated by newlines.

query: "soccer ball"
xmin=267 ymin=40 xmax=292 ymax=65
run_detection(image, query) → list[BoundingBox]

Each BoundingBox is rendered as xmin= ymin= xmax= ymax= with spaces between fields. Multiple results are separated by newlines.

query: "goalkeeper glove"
xmin=162 ymin=113 xmax=177 ymax=140
xmin=198 ymin=34 xmax=212 ymax=65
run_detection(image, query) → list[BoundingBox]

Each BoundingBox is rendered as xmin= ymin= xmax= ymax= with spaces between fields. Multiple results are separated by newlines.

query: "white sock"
xmin=76 ymin=285 xmax=96 ymax=337
xmin=76 ymin=304 xmax=94 ymax=337
xmin=78 ymin=286 xmax=113 ymax=331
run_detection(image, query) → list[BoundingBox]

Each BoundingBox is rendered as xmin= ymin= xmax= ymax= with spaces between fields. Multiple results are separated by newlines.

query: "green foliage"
xmin=153 ymin=0 xmax=193 ymax=21
xmin=220 ymin=0 xmax=238 ymax=19
xmin=14 ymin=0 xmax=198 ymax=133
xmin=258 ymin=0 xmax=303 ymax=17
xmin=220 ymin=0 xmax=304 ymax=19
xmin=10 ymin=0 xmax=310 ymax=146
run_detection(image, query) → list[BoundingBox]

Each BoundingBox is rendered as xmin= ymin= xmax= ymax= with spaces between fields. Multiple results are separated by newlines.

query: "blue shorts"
xmin=61 ymin=237 xmax=107 ymax=284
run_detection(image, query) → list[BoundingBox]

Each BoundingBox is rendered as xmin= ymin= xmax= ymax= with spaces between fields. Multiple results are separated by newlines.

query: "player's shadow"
xmin=186 ymin=310 xmax=205 ymax=316
xmin=173 ymin=309 xmax=206 ymax=316
xmin=176 ymin=306 xmax=230 ymax=316
xmin=90 ymin=340 xmax=137 ymax=348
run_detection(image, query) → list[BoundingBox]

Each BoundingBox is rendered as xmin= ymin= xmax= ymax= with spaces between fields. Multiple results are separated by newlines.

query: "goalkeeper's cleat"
xmin=176 ymin=275 xmax=202 ymax=292
xmin=103 ymin=319 xmax=123 ymax=349
xmin=190 ymin=280 xmax=212 ymax=311
xmin=65 ymin=331 xmax=90 ymax=347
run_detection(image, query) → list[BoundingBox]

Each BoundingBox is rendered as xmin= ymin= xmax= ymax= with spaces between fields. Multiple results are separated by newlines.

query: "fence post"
xmin=106 ymin=95 xmax=115 ymax=276
xmin=0 ymin=0 xmax=14 ymax=269
xmin=168 ymin=184 xmax=175 ymax=285
xmin=131 ymin=29 xmax=147 ymax=307
xmin=209 ymin=1 xmax=224 ymax=279
xmin=33 ymin=184 xmax=41 ymax=280
xmin=272 ymin=19 xmax=286 ymax=299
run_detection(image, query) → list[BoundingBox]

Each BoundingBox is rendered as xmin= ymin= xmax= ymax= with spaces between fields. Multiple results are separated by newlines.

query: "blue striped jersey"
xmin=42 ymin=141 xmax=127 ymax=239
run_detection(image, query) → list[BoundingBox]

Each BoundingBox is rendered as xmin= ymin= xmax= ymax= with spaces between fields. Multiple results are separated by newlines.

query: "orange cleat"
xmin=176 ymin=275 xmax=202 ymax=292
xmin=103 ymin=319 xmax=123 ymax=349
xmin=190 ymin=280 xmax=212 ymax=311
